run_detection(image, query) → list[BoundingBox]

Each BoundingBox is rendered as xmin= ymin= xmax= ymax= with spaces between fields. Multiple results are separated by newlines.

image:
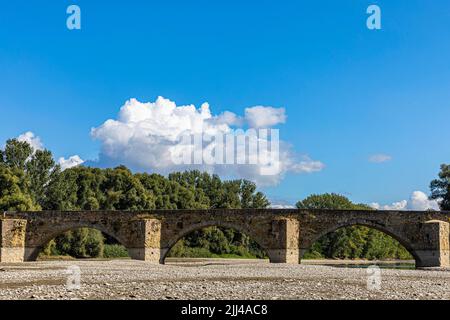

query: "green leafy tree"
xmin=26 ymin=149 xmax=59 ymax=207
xmin=2 ymin=139 xmax=33 ymax=169
xmin=430 ymin=164 xmax=450 ymax=210
xmin=53 ymin=228 xmax=104 ymax=258
xmin=137 ymin=173 xmax=209 ymax=209
xmin=0 ymin=139 xmax=41 ymax=211
xmin=0 ymin=139 xmax=59 ymax=209
xmin=0 ymin=165 xmax=38 ymax=211
xmin=296 ymin=193 xmax=369 ymax=210
xmin=239 ymin=180 xmax=270 ymax=209
xmin=44 ymin=167 xmax=80 ymax=210
xmin=101 ymin=166 xmax=155 ymax=210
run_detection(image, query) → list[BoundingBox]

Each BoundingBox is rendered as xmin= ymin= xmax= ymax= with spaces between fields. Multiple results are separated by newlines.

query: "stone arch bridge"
xmin=0 ymin=209 xmax=449 ymax=268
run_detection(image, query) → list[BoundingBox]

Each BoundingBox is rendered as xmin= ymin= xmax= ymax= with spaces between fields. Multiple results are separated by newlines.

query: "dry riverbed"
xmin=0 ymin=259 xmax=448 ymax=300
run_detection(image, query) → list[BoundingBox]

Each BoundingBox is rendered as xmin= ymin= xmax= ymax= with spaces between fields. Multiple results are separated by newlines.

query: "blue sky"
xmin=0 ymin=1 xmax=449 ymax=207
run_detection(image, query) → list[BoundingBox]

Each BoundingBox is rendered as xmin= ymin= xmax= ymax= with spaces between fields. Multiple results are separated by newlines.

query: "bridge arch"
xmin=25 ymin=223 xmax=130 ymax=261
xmin=301 ymin=218 xmax=420 ymax=263
xmin=161 ymin=220 xmax=271 ymax=263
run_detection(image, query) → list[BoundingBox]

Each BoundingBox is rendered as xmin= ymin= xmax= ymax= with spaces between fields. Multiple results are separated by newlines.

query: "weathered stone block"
xmin=268 ymin=218 xmax=299 ymax=264
xmin=128 ymin=218 xmax=163 ymax=263
xmin=128 ymin=248 xmax=164 ymax=263
xmin=0 ymin=219 xmax=27 ymax=263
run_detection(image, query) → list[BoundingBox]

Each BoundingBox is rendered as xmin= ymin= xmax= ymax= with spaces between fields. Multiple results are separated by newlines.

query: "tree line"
xmin=1 ymin=138 xmax=448 ymax=260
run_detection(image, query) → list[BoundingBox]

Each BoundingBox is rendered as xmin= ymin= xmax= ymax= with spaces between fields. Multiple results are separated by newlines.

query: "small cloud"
xmin=245 ymin=106 xmax=286 ymax=128
xmin=211 ymin=111 xmax=243 ymax=127
xmin=369 ymin=200 xmax=407 ymax=210
xmin=370 ymin=191 xmax=440 ymax=211
xmin=369 ymin=154 xmax=392 ymax=163
xmin=409 ymin=191 xmax=440 ymax=211
xmin=369 ymin=203 xmax=380 ymax=209
xmin=269 ymin=204 xmax=296 ymax=209
xmin=17 ymin=132 xmax=44 ymax=152
xmin=13 ymin=131 xmax=84 ymax=171
xmin=58 ymin=155 xmax=85 ymax=171
xmin=289 ymin=157 xmax=325 ymax=174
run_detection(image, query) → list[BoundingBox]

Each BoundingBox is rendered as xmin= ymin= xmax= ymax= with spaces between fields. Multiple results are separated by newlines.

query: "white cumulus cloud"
xmin=370 ymin=191 xmax=440 ymax=211
xmin=245 ymin=106 xmax=286 ymax=128
xmin=91 ymin=97 xmax=323 ymax=185
xmin=409 ymin=191 xmax=440 ymax=211
xmin=213 ymin=111 xmax=243 ymax=127
xmin=58 ymin=155 xmax=85 ymax=171
xmin=17 ymin=131 xmax=44 ymax=151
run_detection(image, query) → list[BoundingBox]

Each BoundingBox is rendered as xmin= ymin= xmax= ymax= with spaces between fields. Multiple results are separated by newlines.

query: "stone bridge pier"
xmin=1 ymin=209 xmax=449 ymax=269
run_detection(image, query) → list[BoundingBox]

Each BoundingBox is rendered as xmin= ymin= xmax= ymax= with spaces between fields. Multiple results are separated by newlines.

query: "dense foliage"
xmin=42 ymin=228 xmax=104 ymax=258
xmin=168 ymin=226 xmax=267 ymax=259
xmin=430 ymin=164 xmax=450 ymax=211
xmin=0 ymin=139 xmax=54 ymax=211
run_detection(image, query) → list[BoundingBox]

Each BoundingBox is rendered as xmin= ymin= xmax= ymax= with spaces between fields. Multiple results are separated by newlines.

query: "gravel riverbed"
xmin=0 ymin=259 xmax=448 ymax=300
